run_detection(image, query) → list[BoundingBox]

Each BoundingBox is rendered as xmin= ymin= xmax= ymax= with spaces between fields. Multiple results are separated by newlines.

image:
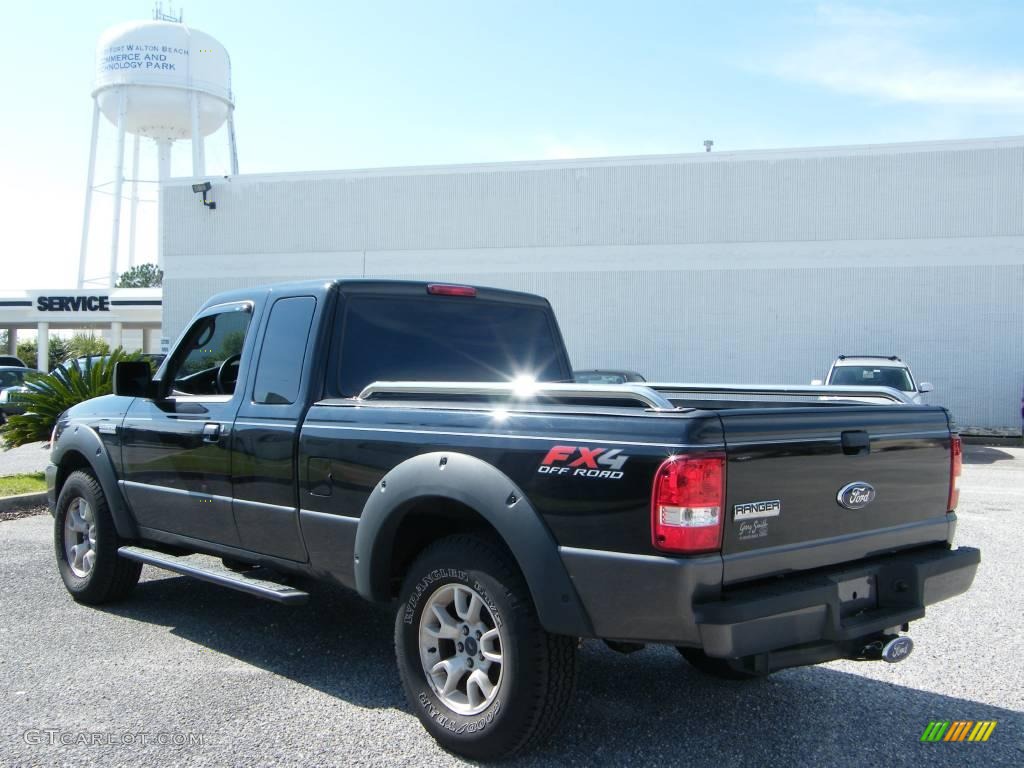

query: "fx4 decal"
xmin=538 ymin=445 xmax=629 ymax=479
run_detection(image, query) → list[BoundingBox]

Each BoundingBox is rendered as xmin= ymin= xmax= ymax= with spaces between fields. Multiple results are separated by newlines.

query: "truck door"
xmin=231 ymin=295 xmax=319 ymax=561
xmin=121 ymin=301 xmax=255 ymax=547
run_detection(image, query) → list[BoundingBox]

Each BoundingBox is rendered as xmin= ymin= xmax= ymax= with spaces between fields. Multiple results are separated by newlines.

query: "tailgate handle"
xmin=841 ymin=430 xmax=870 ymax=456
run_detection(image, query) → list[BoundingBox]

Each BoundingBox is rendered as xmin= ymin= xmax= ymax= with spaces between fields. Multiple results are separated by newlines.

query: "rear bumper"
xmin=560 ymin=543 xmax=980 ymax=658
xmin=695 ymin=545 xmax=979 ymax=659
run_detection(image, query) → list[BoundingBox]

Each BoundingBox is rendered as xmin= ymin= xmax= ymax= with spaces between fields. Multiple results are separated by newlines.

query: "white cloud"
xmin=773 ymin=3 xmax=1024 ymax=110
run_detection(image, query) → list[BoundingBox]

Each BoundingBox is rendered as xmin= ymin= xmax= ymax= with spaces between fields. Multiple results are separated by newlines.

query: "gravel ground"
xmin=0 ymin=441 xmax=50 ymax=477
xmin=0 ymin=445 xmax=1021 ymax=767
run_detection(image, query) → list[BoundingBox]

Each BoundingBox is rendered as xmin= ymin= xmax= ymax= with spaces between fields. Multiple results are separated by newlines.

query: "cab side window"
xmin=253 ymin=297 xmax=316 ymax=405
xmin=166 ymin=306 xmax=252 ymax=397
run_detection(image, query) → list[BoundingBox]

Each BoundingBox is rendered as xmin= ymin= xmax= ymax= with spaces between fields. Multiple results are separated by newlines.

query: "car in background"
xmin=0 ymin=366 xmax=34 ymax=422
xmin=573 ymin=369 xmax=647 ymax=384
xmin=813 ymin=355 xmax=933 ymax=404
xmin=0 ymin=355 xmax=27 ymax=368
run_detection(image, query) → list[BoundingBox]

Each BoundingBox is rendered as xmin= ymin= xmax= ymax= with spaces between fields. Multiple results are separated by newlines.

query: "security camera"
xmin=191 ymin=181 xmax=216 ymax=210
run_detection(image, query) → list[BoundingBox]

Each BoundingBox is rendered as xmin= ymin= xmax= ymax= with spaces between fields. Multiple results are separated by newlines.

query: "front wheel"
xmin=395 ymin=535 xmax=577 ymax=759
xmin=54 ymin=470 xmax=141 ymax=604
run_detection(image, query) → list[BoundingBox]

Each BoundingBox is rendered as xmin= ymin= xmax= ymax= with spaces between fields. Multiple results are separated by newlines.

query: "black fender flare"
xmin=354 ymin=451 xmax=593 ymax=637
xmin=51 ymin=424 xmax=139 ymax=540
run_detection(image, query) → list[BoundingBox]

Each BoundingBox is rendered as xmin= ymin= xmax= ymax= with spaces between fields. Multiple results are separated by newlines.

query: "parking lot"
xmin=1 ymin=444 xmax=1021 ymax=767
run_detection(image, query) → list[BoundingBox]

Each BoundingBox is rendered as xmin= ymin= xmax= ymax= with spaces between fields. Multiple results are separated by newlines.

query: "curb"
xmin=0 ymin=491 xmax=47 ymax=512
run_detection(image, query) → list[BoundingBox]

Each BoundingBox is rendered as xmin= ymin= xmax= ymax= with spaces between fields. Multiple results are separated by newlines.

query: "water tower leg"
xmin=128 ymin=134 xmax=141 ymax=269
xmin=190 ymin=91 xmax=205 ymax=177
xmin=109 ymin=88 xmax=128 ymax=288
xmin=227 ymin=108 xmax=239 ymax=175
xmin=77 ymin=101 xmax=101 ymax=289
xmin=156 ymin=139 xmax=172 ymax=273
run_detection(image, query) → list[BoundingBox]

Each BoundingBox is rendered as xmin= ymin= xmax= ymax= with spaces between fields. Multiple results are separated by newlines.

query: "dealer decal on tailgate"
xmin=537 ymin=445 xmax=629 ymax=479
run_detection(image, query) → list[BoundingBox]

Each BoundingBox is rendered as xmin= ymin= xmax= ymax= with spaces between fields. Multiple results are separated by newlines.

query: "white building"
xmin=161 ymin=136 xmax=1024 ymax=434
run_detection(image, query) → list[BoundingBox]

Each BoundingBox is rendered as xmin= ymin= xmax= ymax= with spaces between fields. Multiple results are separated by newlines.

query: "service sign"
xmin=36 ymin=295 xmax=110 ymax=312
xmin=0 ymin=290 xmax=162 ymax=325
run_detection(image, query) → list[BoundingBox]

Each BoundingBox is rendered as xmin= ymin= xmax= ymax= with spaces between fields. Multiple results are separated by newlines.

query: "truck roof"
xmin=200 ymin=278 xmax=552 ymax=312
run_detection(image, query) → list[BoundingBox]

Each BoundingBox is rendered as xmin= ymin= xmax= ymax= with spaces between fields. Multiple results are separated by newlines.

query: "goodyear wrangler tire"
xmin=395 ymin=535 xmax=577 ymax=759
xmin=55 ymin=470 xmax=141 ymax=604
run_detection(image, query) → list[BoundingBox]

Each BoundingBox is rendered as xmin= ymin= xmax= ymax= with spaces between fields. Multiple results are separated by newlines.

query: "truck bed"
xmin=304 ymin=379 xmax=954 ymax=580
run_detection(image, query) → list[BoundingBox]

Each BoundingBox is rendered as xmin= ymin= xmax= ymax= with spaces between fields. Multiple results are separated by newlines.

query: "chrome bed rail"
xmin=645 ymin=382 xmax=914 ymax=404
xmin=356 ymin=381 xmax=678 ymax=410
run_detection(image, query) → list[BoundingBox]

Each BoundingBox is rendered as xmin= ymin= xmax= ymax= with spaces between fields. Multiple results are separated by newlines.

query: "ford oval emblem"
xmin=881 ymin=636 xmax=914 ymax=663
xmin=837 ymin=482 xmax=876 ymax=509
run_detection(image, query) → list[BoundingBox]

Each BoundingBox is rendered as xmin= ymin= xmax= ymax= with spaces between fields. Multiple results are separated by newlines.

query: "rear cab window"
xmin=334 ymin=292 xmax=570 ymax=396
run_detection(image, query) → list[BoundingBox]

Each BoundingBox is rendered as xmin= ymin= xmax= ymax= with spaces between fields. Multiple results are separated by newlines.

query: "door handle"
xmin=202 ymin=422 xmax=222 ymax=443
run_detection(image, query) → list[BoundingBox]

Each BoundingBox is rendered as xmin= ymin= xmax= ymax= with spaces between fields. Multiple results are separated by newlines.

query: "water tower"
xmin=78 ymin=5 xmax=238 ymax=288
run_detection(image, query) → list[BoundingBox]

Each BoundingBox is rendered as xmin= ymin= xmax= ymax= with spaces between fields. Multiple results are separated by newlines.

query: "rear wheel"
xmin=54 ymin=470 xmax=141 ymax=604
xmin=677 ymin=647 xmax=760 ymax=680
xmin=395 ymin=535 xmax=577 ymax=759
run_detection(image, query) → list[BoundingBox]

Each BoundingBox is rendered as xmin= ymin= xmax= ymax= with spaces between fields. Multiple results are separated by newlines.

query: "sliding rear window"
xmin=336 ymin=296 xmax=568 ymax=396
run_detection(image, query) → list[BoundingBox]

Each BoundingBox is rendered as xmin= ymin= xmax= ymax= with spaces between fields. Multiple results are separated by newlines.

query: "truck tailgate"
xmin=719 ymin=406 xmax=953 ymax=585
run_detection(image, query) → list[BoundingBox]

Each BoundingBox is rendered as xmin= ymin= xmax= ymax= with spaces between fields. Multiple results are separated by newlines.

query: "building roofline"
xmin=165 ymin=134 xmax=1024 ymax=186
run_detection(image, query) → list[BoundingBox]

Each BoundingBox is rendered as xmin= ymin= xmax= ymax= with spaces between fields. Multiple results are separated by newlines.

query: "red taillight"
xmin=651 ymin=455 xmax=725 ymax=554
xmin=427 ymin=283 xmax=477 ymax=297
xmin=948 ymin=435 xmax=962 ymax=511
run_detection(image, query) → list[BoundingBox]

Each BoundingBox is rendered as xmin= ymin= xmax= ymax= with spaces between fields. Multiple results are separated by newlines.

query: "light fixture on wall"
xmin=192 ymin=181 xmax=216 ymax=210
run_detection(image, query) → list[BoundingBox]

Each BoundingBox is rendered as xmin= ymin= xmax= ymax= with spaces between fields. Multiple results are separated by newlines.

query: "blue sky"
xmin=2 ymin=0 xmax=1023 ymax=288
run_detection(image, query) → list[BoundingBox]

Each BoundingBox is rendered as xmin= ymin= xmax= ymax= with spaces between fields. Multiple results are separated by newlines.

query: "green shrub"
xmin=1 ymin=349 xmax=138 ymax=448
xmin=14 ymin=337 xmax=71 ymax=371
xmin=66 ymin=333 xmax=111 ymax=360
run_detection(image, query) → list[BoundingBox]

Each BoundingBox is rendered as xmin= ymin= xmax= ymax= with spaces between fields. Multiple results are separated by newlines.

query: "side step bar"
xmin=118 ymin=546 xmax=309 ymax=605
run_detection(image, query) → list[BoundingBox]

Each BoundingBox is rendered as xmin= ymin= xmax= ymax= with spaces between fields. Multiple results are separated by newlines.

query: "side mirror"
xmin=918 ymin=382 xmax=934 ymax=394
xmin=113 ymin=361 xmax=158 ymax=399
xmin=810 ymin=379 xmax=824 ymax=386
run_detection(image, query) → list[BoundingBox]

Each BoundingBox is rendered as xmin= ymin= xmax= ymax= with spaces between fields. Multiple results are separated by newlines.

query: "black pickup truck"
xmin=46 ymin=279 xmax=979 ymax=759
